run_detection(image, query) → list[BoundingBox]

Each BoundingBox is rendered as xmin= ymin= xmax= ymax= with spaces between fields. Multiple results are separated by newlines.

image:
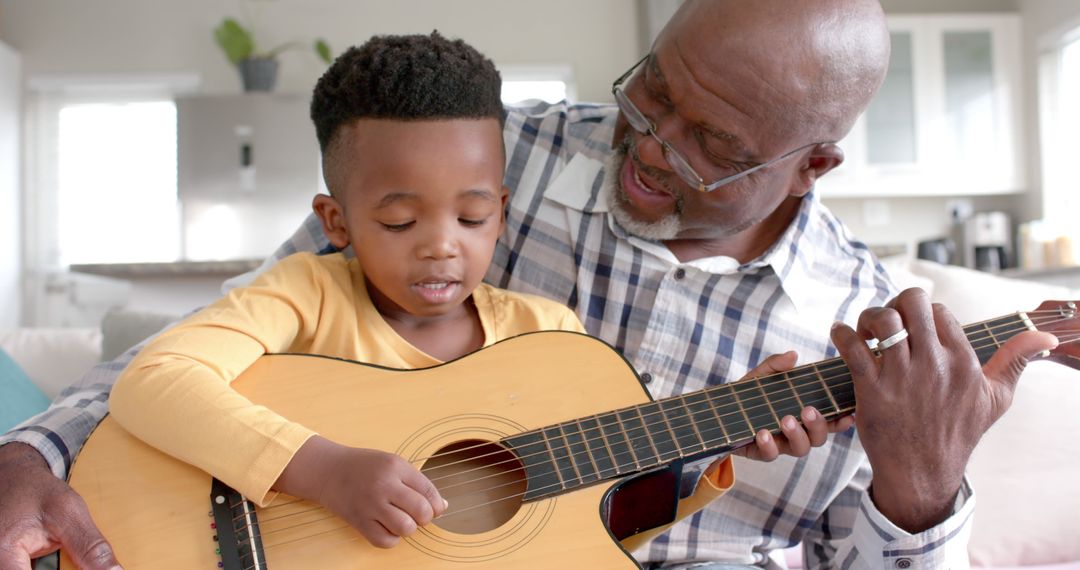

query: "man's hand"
xmin=0 ymin=442 xmax=121 ymax=570
xmin=274 ymin=436 xmax=448 ymax=549
xmin=831 ymin=288 xmax=1057 ymax=533
xmin=733 ymin=351 xmax=856 ymax=462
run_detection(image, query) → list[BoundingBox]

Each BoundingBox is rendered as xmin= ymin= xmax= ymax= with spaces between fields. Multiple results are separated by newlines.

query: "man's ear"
xmin=312 ymin=194 xmax=351 ymax=249
xmin=792 ymin=143 xmax=844 ymax=197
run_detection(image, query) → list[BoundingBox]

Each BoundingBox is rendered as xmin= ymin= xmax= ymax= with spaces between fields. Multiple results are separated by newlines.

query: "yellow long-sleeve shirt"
xmin=110 ymin=252 xmax=585 ymax=504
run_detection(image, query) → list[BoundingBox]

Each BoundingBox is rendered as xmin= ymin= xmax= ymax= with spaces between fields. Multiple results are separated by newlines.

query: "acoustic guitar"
xmin=60 ymin=301 xmax=1080 ymax=569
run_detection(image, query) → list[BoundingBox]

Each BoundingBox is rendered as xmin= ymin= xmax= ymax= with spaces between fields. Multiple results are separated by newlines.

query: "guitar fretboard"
xmin=503 ymin=312 xmax=1030 ymax=501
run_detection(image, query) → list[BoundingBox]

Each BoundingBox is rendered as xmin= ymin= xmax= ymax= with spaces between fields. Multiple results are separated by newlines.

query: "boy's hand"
xmin=274 ymin=436 xmax=448 ymax=548
xmin=731 ymin=351 xmax=856 ymax=462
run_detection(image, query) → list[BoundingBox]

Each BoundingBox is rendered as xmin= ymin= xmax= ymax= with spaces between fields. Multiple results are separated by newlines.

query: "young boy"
xmin=109 ymin=32 xmax=584 ymax=549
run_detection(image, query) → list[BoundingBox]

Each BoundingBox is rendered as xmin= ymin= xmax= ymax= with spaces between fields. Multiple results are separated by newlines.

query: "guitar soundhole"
xmin=420 ymin=439 xmax=527 ymax=535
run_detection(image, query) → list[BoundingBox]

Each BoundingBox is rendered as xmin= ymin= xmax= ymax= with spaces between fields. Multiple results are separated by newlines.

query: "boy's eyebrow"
xmin=374 ymin=192 xmax=418 ymax=209
xmin=373 ymin=189 xmax=498 ymax=208
xmin=459 ymin=189 xmax=499 ymax=202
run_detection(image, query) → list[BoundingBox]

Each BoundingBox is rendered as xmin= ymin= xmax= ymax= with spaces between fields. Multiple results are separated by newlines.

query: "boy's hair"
xmin=311 ymin=31 xmax=503 ymax=193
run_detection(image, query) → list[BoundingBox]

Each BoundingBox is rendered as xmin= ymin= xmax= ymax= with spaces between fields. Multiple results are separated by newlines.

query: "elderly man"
xmin=0 ymin=0 xmax=1054 ymax=568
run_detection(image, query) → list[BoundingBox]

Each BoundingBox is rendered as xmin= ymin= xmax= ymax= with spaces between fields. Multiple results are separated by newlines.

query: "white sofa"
xmin=881 ymin=258 xmax=1080 ymax=569
xmin=2 ymin=260 xmax=1079 ymax=567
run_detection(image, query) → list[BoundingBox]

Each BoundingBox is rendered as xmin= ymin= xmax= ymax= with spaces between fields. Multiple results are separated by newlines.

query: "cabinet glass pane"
xmin=866 ymin=32 xmax=916 ymax=164
xmin=944 ymin=31 xmax=995 ymax=164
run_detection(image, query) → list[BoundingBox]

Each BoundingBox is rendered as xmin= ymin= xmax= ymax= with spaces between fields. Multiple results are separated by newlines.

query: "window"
xmin=1038 ymin=29 xmax=1080 ymax=237
xmin=26 ymin=75 xmax=197 ymax=269
xmin=498 ymin=64 xmax=576 ymax=106
xmin=56 ymin=99 xmax=179 ymax=265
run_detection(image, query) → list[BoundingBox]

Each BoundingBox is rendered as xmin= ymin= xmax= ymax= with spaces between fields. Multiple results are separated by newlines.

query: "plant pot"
xmin=237 ymin=58 xmax=279 ymax=92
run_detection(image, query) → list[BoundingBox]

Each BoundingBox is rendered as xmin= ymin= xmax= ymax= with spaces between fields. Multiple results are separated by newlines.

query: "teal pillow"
xmin=0 ymin=347 xmax=50 ymax=433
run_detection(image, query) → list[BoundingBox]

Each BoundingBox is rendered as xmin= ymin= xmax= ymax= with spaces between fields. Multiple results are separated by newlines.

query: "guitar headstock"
xmin=1030 ymin=300 xmax=1080 ymax=370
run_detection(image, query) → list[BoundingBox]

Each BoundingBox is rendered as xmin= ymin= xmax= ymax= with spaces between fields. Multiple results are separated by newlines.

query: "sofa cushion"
xmin=0 ymin=347 xmax=51 ymax=432
xmin=884 ymin=258 xmax=1080 ymax=565
xmin=967 ymin=360 xmax=1080 ymax=566
xmin=0 ymin=327 xmax=102 ymax=399
xmin=100 ymin=308 xmax=178 ymax=362
xmin=897 ymin=258 xmax=1074 ymax=323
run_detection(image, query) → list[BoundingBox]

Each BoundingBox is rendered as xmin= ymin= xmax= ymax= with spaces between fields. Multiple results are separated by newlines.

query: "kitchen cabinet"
xmin=817 ymin=14 xmax=1024 ymax=198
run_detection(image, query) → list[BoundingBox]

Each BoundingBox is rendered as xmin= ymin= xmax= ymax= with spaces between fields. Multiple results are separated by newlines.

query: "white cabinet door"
xmin=818 ymin=14 xmax=1023 ymax=198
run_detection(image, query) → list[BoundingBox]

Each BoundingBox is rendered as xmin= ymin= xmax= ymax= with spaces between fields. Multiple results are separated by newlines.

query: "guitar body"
xmin=61 ymin=332 xmax=662 ymax=569
xmin=59 ymin=302 xmax=1080 ymax=569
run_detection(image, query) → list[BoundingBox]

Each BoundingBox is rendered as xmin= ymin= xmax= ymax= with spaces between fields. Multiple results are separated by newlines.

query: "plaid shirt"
xmin=2 ymin=102 xmax=973 ymax=569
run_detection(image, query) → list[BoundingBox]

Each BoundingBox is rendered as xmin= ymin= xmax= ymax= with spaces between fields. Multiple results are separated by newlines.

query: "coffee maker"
xmin=961 ymin=211 xmax=1012 ymax=272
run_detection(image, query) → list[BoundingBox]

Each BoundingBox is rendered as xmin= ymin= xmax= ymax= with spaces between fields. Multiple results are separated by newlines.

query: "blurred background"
xmin=1 ymin=0 xmax=1079 ymax=327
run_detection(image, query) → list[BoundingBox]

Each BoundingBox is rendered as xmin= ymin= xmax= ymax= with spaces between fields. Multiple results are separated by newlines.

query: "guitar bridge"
xmin=210 ymin=478 xmax=266 ymax=570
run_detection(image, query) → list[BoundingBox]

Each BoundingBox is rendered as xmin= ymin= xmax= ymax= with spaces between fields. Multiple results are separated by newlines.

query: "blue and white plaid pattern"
xmin=1 ymin=102 xmax=973 ymax=568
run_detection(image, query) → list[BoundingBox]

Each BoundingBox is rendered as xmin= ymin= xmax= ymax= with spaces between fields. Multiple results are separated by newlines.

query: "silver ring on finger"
xmin=875 ymin=328 xmax=909 ymax=352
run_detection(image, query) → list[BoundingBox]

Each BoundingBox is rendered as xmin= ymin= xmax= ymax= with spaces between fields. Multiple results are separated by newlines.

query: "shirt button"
xmin=895 ymin=558 xmax=913 ymax=569
xmin=641 ymin=372 xmax=653 ymax=384
xmin=674 ymin=268 xmax=686 ymax=280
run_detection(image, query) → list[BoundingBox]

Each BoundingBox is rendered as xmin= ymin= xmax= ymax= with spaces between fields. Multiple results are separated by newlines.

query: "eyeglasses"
xmin=612 ymin=55 xmax=824 ymax=193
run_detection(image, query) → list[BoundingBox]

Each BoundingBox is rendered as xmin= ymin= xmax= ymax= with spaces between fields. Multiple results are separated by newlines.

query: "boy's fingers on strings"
xmin=390 ymin=480 xmax=438 ymax=526
xmin=402 ymin=468 xmax=448 ymax=517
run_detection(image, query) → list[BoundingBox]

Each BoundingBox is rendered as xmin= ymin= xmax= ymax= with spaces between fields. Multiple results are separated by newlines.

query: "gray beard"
xmin=604 ymin=143 xmax=683 ymax=242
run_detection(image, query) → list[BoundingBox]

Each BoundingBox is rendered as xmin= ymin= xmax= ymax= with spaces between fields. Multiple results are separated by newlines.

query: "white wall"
xmin=0 ymin=0 xmax=638 ymax=103
xmin=0 ymin=41 xmax=20 ymax=329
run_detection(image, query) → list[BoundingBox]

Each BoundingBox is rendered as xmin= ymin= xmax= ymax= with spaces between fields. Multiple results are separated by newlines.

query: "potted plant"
xmin=214 ymin=18 xmax=333 ymax=92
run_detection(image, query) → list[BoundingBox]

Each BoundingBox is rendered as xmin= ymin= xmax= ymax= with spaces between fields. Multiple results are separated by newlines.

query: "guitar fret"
xmin=755 ymin=378 xmax=781 ymax=427
xmin=684 ymin=391 xmax=726 ymax=451
xmin=813 ymin=363 xmax=841 ymax=415
xmin=608 ymin=411 xmax=641 ymax=472
xmin=571 ymin=418 xmax=602 ymax=482
xmin=539 ymin=426 xmax=571 ymax=490
xmin=555 ymin=423 xmax=587 ymax=486
xmin=617 ymin=407 xmax=656 ymax=468
xmin=635 ymin=404 xmax=668 ymax=465
xmin=579 ymin=416 xmax=616 ymax=478
xmin=760 ymin=374 xmax=802 ymax=422
xmin=733 ymin=380 xmax=776 ymax=434
xmin=821 ymin=367 xmax=855 ymax=413
xmin=721 ymin=382 xmax=756 ymax=440
xmin=969 ymin=316 xmax=1019 ymax=364
xmin=655 ymin=402 xmax=685 ymax=459
xmin=790 ymin=368 xmax=834 ymax=417
xmin=662 ymin=397 xmax=707 ymax=454
xmin=702 ymin=388 xmax=732 ymax=445
xmin=784 ymin=371 xmax=805 ymax=410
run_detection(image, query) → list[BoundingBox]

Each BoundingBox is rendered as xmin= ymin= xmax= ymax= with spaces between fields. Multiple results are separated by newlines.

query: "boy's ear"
xmin=312 ymin=194 xmax=351 ymax=249
xmin=498 ymin=186 xmax=509 ymax=234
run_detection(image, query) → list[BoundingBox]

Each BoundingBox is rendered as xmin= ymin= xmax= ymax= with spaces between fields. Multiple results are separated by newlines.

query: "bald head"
xmin=660 ymin=0 xmax=890 ymax=143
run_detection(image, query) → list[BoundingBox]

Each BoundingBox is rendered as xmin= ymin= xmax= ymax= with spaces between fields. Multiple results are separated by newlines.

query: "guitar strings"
xmin=401 ymin=310 xmax=1072 ymax=474
xmin=257 ymin=329 xmax=1080 ymax=559
xmin=243 ymin=317 xmax=1080 ymax=552
xmin=252 ymin=320 xmax=1080 ymax=531
xmin=234 ymin=313 xmax=1080 ymax=556
xmin=408 ymin=312 xmax=1079 ymax=488
xmin=252 ymin=315 xmax=1079 ymax=524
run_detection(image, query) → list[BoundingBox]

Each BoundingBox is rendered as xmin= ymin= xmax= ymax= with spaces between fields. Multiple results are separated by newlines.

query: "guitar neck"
xmin=503 ymin=311 xmax=1034 ymax=500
